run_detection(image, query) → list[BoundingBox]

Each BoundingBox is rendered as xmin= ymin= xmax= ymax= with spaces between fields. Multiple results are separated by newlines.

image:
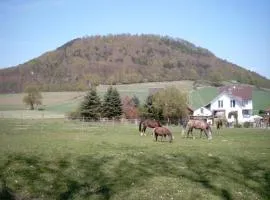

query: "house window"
xmin=242 ymin=100 xmax=248 ymax=106
xmin=218 ymin=100 xmax=223 ymax=108
xmin=242 ymin=110 xmax=250 ymax=118
xmin=200 ymin=108 xmax=204 ymax=114
xmin=230 ymin=100 xmax=235 ymax=108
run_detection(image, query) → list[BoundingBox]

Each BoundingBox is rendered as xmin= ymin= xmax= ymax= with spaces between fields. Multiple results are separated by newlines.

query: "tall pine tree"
xmin=102 ymin=87 xmax=122 ymax=119
xmin=80 ymin=87 xmax=101 ymax=121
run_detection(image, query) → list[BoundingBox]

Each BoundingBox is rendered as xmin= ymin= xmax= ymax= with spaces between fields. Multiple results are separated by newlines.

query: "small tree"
xmin=80 ymin=87 xmax=101 ymax=121
xmin=209 ymin=71 xmax=223 ymax=87
xmin=122 ymin=96 xmax=139 ymax=119
xmin=23 ymin=85 xmax=42 ymax=110
xmin=102 ymin=87 xmax=122 ymax=119
xmin=152 ymin=86 xmax=188 ymax=123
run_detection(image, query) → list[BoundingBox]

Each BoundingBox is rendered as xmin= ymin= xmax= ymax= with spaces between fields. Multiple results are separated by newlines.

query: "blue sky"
xmin=1 ymin=0 xmax=270 ymax=78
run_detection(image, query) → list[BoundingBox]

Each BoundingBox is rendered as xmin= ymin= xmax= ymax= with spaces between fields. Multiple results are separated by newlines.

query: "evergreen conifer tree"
xmin=80 ymin=87 xmax=101 ymax=120
xmin=102 ymin=87 xmax=122 ymax=119
xmin=141 ymin=95 xmax=163 ymax=120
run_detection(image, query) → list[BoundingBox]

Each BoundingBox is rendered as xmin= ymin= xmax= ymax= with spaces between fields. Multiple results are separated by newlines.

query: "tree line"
xmin=69 ymin=86 xmax=188 ymax=123
xmin=22 ymin=85 xmax=189 ymax=123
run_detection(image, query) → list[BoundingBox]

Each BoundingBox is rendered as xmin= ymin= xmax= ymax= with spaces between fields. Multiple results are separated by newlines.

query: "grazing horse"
xmin=263 ymin=115 xmax=270 ymax=128
xmin=185 ymin=119 xmax=212 ymax=140
xmin=216 ymin=118 xmax=223 ymax=130
xmin=139 ymin=119 xmax=162 ymax=136
xmin=153 ymin=127 xmax=173 ymax=143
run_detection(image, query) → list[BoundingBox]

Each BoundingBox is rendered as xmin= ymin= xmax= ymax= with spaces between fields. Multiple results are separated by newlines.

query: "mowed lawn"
xmin=0 ymin=119 xmax=270 ymax=200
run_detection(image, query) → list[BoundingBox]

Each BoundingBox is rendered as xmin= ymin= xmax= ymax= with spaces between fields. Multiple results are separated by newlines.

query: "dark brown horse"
xmin=263 ymin=115 xmax=270 ymax=128
xmin=139 ymin=119 xmax=162 ymax=136
xmin=216 ymin=118 xmax=223 ymax=130
xmin=153 ymin=127 xmax=173 ymax=143
xmin=185 ymin=119 xmax=212 ymax=140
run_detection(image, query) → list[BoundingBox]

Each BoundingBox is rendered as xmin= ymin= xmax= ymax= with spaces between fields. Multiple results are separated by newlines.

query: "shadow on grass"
xmin=0 ymin=152 xmax=269 ymax=200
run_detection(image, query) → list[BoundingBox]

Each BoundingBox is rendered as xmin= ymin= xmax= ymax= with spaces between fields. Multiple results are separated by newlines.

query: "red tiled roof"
xmin=218 ymin=85 xmax=252 ymax=100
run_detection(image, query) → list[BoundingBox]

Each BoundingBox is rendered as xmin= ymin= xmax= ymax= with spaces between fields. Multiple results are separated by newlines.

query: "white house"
xmin=193 ymin=85 xmax=253 ymax=123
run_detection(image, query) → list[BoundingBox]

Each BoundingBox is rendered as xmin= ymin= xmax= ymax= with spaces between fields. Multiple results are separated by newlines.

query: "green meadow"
xmin=0 ymin=118 xmax=270 ymax=200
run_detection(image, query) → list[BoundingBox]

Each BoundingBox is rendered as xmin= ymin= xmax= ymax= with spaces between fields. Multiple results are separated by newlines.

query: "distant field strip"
xmin=0 ymin=110 xmax=65 ymax=119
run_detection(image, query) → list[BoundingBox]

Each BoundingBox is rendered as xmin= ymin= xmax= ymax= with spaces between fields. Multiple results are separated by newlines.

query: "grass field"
xmin=0 ymin=118 xmax=270 ymax=200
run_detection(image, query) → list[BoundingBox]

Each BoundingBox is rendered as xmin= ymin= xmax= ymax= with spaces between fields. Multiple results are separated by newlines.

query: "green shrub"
xmin=67 ymin=110 xmax=81 ymax=120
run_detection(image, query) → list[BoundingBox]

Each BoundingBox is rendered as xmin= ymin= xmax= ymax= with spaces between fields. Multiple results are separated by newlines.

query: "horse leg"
xmin=140 ymin=130 xmax=143 ymax=136
xmin=152 ymin=128 xmax=155 ymax=136
xmin=188 ymin=128 xmax=194 ymax=139
xmin=206 ymin=128 xmax=212 ymax=140
xmin=192 ymin=129 xmax=195 ymax=139
xmin=186 ymin=129 xmax=189 ymax=138
xmin=163 ymin=134 xmax=167 ymax=142
xmin=188 ymin=128 xmax=193 ymax=139
xmin=143 ymin=126 xmax=147 ymax=136
xmin=169 ymin=134 xmax=173 ymax=142
xmin=155 ymin=134 xmax=158 ymax=142
xmin=203 ymin=129 xmax=208 ymax=139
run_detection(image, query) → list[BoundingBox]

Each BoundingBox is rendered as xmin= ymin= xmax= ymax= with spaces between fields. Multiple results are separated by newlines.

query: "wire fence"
xmin=1 ymin=110 xmax=268 ymax=132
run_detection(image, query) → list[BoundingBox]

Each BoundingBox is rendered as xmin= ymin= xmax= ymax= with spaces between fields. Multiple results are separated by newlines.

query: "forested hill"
xmin=1 ymin=34 xmax=270 ymax=93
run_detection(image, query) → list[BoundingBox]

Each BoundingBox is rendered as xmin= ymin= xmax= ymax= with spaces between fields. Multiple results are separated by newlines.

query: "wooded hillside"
xmin=1 ymin=34 xmax=269 ymax=93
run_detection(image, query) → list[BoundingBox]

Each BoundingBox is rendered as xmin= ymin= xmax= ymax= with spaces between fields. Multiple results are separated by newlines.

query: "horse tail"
xmin=158 ymin=120 xmax=162 ymax=127
xmin=139 ymin=120 xmax=143 ymax=132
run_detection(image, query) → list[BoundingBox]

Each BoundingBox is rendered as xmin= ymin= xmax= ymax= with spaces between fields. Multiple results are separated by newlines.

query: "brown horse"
xmin=139 ymin=119 xmax=162 ymax=136
xmin=263 ymin=115 xmax=270 ymax=128
xmin=185 ymin=119 xmax=212 ymax=140
xmin=216 ymin=118 xmax=223 ymax=130
xmin=153 ymin=127 xmax=173 ymax=143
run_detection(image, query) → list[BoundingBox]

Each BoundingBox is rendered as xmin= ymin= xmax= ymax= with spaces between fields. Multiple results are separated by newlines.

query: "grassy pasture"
xmin=0 ymin=119 xmax=270 ymax=200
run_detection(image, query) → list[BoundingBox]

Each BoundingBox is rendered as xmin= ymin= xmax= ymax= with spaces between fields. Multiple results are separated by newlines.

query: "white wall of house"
xmin=210 ymin=93 xmax=253 ymax=123
xmin=193 ymin=107 xmax=212 ymax=116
